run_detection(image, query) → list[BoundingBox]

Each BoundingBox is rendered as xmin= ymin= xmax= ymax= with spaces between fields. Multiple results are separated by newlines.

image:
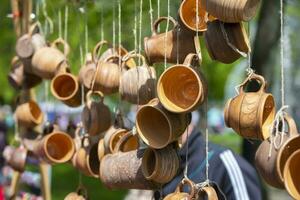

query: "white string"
xmin=280 ymin=0 xmax=285 ymax=107
xmin=118 ymin=0 xmax=122 ymax=53
xmin=64 ymin=6 xmax=69 ymax=42
xmin=247 ymin=22 xmax=252 ymax=70
xmin=205 ymin=128 xmax=209 ymax=182
xmin=138 ymin=0 xmax=143 ymax=65
xmin=44 ymin=81 xmax=49 ymax=125
xmin=100 ymin=5 xmax=104 ymax=41
xmin=149 ymin=0 xmax=154 ymax=29
xmin=58 ymin=9 xmax=62 ymax=38
xmin=195 ymin=0 xmax=200 ymax=59
xmin=80 ymin=45 xmax=85 ymax=105
xmin=113 ymin=2 xmax=116 ymax=48
xmin=163 ymin=0 xmax=170 ymax=69
xmin=234 ymin=69 xmax=254 ymax=95
xmin=157 ymin=0 xmax=160 ymax=32
xmin=41 ymin=0 xmax=53 ymax=36
xmin=85 ymin=19 xmax=89 ymax=56
xmin=134 ymin=0 xmax=138 ymax=53
xmin=184 ymin=123 xmax=190 ymax=179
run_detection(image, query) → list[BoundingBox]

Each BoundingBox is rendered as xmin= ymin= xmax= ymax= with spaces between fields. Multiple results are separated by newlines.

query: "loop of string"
xmin=234 ymin=68 xmax=254 ymax=95
xmin=41 ymin=0 xmax=53 ymax=36
xmin=163 ymin=0 xmax=170 ymax=70
xmin=220 ymin=22 xmax=247 ymax=58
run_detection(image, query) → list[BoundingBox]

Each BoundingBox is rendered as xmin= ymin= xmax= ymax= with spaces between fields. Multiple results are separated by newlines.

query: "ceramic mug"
xmin=144 ymin=16 xmax=200 ymax=65
xmin=224 ymin=73 xmax=275 ymax=140
xmin=157 ymin=53 xmax=207 ymax=113
xmin=78 ymin=53 xmax=97 ymax=90
xmin=15 ymin=100 xmax=44 ymax=128
xmin=7 ymin=146 xmax=28 ymax=173
xmin=164 ymin=178 xmax=195 ymax=200
xmin=113 ymin=132 xmax=139 ymax=153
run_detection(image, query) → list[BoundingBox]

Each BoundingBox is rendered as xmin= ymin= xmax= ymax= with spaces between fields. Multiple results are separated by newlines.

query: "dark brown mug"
xmin=144 ymin=16 xmax=200 ymax=65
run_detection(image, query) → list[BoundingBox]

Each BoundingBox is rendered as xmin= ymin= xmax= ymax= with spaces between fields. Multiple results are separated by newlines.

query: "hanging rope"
xmin=183 ymin=119 xmax=190 ymax=180
xmin=149 ymin=0 xmax=153 ymax=29
xmin=41 ymin=0 xmax=53 ymax=36
xmin=58 ymin=9 xmax=62 ymax=38
xmin=100 ymin=5 xmax=104 ymax=41
xmin=118 ymin=0 xmax=122 ymax=55
xmin=280 ymin=0 xmax=285 ymax=107
xmin=84 ymin=4 xmax=89 ymax=56
xmin=157 ymin=0 xmax=160 ymax=32
xmin=64 ymin=5 xmax=69 ymax=42
xmin=133 ymin=0 xmax=138 ymax=53
xmin=138 ymin=0 xmax=143 ymax=65
xmin=163 ymin=0 xmax=170 ymax=69
xmin=113 ymin=2 xmax=116 ymax=48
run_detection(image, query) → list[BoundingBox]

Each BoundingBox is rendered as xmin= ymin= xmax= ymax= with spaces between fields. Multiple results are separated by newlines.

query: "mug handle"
xmin=81 ymin=135 xmax=90 ymax=148
xmin=92 ymin=40 xmax=112 ymax=62
xmin=197 ymin=186 xmax=218 ymax=200
xmin=238 ymin=73 xmax=267 ymax=94
xmin=85 ymin=90 xmax=104 ymax=106
xmin=281 ymin=114 xmax=298 ymax=137
xmin=183 ymin=53 xmax=201 ymax=68
xmin=175 ymin=178 xmax=195 ymax=197
xmin=51 ymin=37 xmax=70 ymax=56
xmin=152 ymin=16 xmax=178 ymax=36
xmin=76 ymin=185 xmax=88 ymax=199
xmin=121 ymin=53 xmax=147 ymax=69
xmin=29 ymin=22 xmax=42 ymax=36
xmin=113 ymin=131 xmax=136 ymax=153
xmin=104 ymin=55 xmax=122 ymax=64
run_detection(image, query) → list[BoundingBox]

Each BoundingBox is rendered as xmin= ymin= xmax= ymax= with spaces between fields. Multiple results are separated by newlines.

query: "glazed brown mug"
xmin=196 ymin=186 xmax=218 ymax=200
xmin=158 ymin=53 xmax=207 ymax=113
xmin=224 ymin=73 xmax=275 ymax=140
xmin=100 ymin=150 xmax=158 ymax=190
xmin=92 ymin=52 xmax=122 ymax=94
xmin=164 ymin=178 xmax=195 ymax=200
xmin=93 ymin=40 xmax=136 ymax=69
xmin=136 ymin=98 xmax=191 ymax=149
xmin=113 ymin=132 xmax=139 ymax=153
xmin=78 ymin=53 xmax=97 ymax=90
xmin=7 ymin=146 xmax=28 ymax=173
xmin=204 ymin=20 xmax=250 ymax=64
xmin=32 ymin=37 xmax=70 ymax=79
xmin=142 ymin=146 xmax=179 ymax=184
xmin=81 ymin=91 xmax=111 ymax=136
xmin=16 ymin=23 xmax=46 ymax=59
xmin=255 ymin=114 xmax=298 ymax=189
xmin=15 ymin=100 xmax=44 ymax=128
xmin=144 ymin=16 xmax=200 ymax=65
xmin=51 ymin=71 xmax=82 ymax=107
xmin=103 ymin=127 xmax=128 ymax=154
xmin=120 ymin=53 xmax=157 ymax=105
xmin=283 ymin=149 xmax=300 ymax=200
xmin=33 ymin=126 xmax=75 ymax=164
xmin=179 ymin=0 xmax=215 ymax=32
xmin=65 ymin=186 xmax=88 ymax=200
xmin=201 ymin=0 xmax=260 ymax=23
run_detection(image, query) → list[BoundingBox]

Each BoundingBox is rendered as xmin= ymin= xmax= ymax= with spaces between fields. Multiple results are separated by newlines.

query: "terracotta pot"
xmin=34 ymin=127 xmax=75 ymax=164
xmin=120 ymin=53 xmax=157 ymax=105
xmin=93 ymin=40 xmax=136 ymax=69
xmin=204 ymin=20 xmax=250 ymax=64
xmin=32 ymin=37 xmax=70 ymax=79
xmin=144 ymin=16 xmax=200 ymax=65
xmin=255 ymin=114 xmax=298 ymax=189
xmin=7 ymin=146 xmax=28 ymax=173
xmin=82 ymin=91 xmax=111 ymax=136
xmin=113 ymin=132 xmax=139 ymax=153
xmin=201 ymin=0 xmax=260 ymax=23
xmin=196 ymin=186 xmax=218 ymax=200
xmin=92 ymin=54 xmax=122 ymax=94
xmin=158 ymin=53 xmax=207 ymax=113
xmin=78 ymin=53 xmax=97 ymax=90
xmin=164 ymin=178 xmax=195 ymax=200
xmin=15 ymin=100 xmax=44 ymax=128
xmin=224 ymin=73 xmax=275 ymax=140
xmin=142 ymin=146 xmax=179 ymax=184
xmin=179 ymin=0 xmax=214 ymax=32
xmin=8 ymin=57 xmax=42 ymax=90
xmin=103 ymin=127 xmax=128 ymax=154
xmin=51 ymin=72 xmax=82 ymax=107
xmin=136 ymin=98 xmax=191 ymax=149
xmin=65 ymin=186 xmax=88 ymax=200
xmin=16 ymin=23 xmax=46 ymax=59
xmin=100 ymin=150 xmax=158 ymax=190
xmin=283 ymin=149 xmax=300 ymax=200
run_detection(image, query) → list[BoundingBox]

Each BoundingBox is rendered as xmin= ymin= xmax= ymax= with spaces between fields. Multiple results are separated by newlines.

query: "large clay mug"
xmin=283 ymin=149 xmax=300 ymax=199
xmin=136 ymin=98 xmax=191 ymax=149
xmin=255 ymin=114 xmax=298 ymax=188
xmin=120 ymin=53 xmax=157 ymax=105
xmin=100 ymin=150 xmax=158 ymax=190
xmin=113 ymin=132 xmax=139 ymax=153
xmin=15 ymin=100 xmax=44 ymax=128
xmin=34 ymin=127 xmax=75 ymax=164
xmin=92 ymin=55 xmax=122 ymax=94
xmin=51 ymin=72 xmax=82 ymax=107
xmin=65 ymin=186 xmax=88 ymax=200
xmin=7 ymin=146 xmax=28 ymax=173
xmin=158 ymin=53 xmax=207 ymax=113
xmin=82 ymin=91 xmax=111 ymax=136
xmin=201 ymin=0 xmax=260 ymax=23
xmin=78 ymin=53 xmax=96 ymax=90
xmin=196 ymin=186 xmax=219 ymax=200
xmin=16 ymin=23 xmax=46 ymax=59
xmin=142 ymin=146 xmax=179 ymax=184
xmin=224 ymin=74 xmax=275 ymax=140
xmin=8 ymin=57 xmax=42 ymax=90
xmin=93 ymin=40 xmax=136 ymax=69
xmin=144 ymin=16 xmax=200 ymax=65
xmin=103 ymin=127 xmax=128 ymax=154
xmin=164 ymin=178 xmax=195 ymax=200
xmin=204 ymin=20 xmax=250 ymax=64
xmin=179 ymin=0 xmax=213 ymax=32
xmin=32 ymin=37 xmax=70 ymax=79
